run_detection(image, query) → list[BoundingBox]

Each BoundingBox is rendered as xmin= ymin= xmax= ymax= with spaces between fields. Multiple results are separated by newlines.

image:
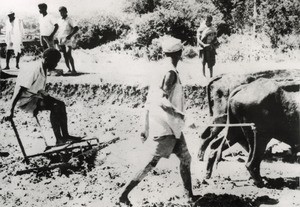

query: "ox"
xmin=198 ymin=69 xmax=300 ymax=161
xmin=200 ymin=78 xmax=300 ymax=186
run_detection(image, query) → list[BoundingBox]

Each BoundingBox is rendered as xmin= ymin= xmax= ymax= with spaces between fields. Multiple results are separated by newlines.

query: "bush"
xmin=183 ymin=46 xmax=198 ymax=59
xmin=146 ymin=38 xmax=163 ymax=61
xmin=134 ymin=0 xmax=220 ymax=47
xmin=258 ymin=0 xmax=300 ymax=47
xmin=217 ymin=33 xmax=274 ymax=62
xmin=123 ymin=0 xmax=161 ymax=15
xmin=76 ymin=13 xmax=130 ymax=49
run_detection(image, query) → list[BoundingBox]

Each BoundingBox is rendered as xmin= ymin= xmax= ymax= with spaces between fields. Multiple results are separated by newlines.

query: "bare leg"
xmin=16 ymin=52 xmax=21 ymax=69
xmin=173 ymin=134 xmax=193 ymax=198
xmin=61 ymin=45 xmax=71 ymax=72
xmin=209 ymin=66 xmax=213 ymax=78
xmin=202 ymin=63 xmax=206 ymax=77
xmin=67 ymin=47 xmax=76 ymax=73
xmin=5 ymin=50 xmax=13 ymax=69
xmin=119 ymin=156 xmax=160 ymax=206
xmin=35 ymin=96 xmax=81 ymax=145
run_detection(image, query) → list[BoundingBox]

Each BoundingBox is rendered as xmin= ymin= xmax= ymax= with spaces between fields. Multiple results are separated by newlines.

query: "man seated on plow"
xmin=8 ymin=48 xmax=81 ymax=146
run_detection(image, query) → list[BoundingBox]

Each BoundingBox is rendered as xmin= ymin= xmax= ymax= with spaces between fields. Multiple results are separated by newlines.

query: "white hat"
xmin=161 ymin=36 xmax=183 ymax=53
xmin=8 ymin=11 xmax=14 ymax=16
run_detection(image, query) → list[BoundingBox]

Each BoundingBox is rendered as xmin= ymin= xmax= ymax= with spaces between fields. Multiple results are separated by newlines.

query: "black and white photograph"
xmin=0 ymin=0 xmax=299 ymax=206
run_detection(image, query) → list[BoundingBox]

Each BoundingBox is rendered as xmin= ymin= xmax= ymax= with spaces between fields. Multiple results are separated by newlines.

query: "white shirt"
xmin=57 ymin=17 xmax=75 ymax=38
xmin=39 ymin=14 xmax=57 ymax=36
xmin=12 ymin=63 xmax=47 ymax=106
xmin=5 ymin=17 xmax=24 ymax=53
xmin=145 ymin=64 xmax=185 ymax=139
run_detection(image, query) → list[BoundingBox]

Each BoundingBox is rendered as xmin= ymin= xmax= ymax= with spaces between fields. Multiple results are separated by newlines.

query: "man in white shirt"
xmin=38 ymin=3 xmax=58 ymax=51
xmin=9 ymin=48 xmax=81 ymax=146
xmin=57 ymin=6 xmax=79 ymax=74
xmin=119 ymin=36 xmax=198 ymax=206
xmin=4 ymin=11 xmax=24 ymax=69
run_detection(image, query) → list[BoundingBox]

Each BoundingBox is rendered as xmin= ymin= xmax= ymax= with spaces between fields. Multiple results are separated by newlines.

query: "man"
xmin=197 ymin=15 xmax=218 ymax=78
xmin=57 ymin=6 xmax=79 ymax=74
xmin=119 ymin=36 xmax=197 ymax=206
xmin=38 ymin=3 xmax=58 ymax=51
xmin=4 ymin=11 xmax=24 ymax=70
xmin=9 ymin=48 xmax=81 ymax=146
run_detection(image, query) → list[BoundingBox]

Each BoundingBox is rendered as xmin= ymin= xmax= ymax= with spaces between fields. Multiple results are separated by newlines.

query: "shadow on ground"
xmin=193 ymin=193 xmax=278 ymax=207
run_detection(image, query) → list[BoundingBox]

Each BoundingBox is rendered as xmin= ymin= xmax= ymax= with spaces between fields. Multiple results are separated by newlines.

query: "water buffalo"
xmin=201 ymin=78 xmax=300 ymax=186
xmin=198 ymin=69 xmax=300 ymax=161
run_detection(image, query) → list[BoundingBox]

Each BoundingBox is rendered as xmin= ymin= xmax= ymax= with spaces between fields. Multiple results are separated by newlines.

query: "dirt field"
xmin=1 ymin=56 xmax=300 ymax=207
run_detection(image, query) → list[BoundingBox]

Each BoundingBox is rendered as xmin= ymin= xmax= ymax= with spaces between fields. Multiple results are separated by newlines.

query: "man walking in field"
xmin=8 ymin=48 xmax=81 ymax=146
xmin=119 ymin=36 xmax=197 ymax=206
xmin=197 ymin=15 xmax=219 ymax=78
xmin=57 ymin=6 xmax=79 ymax=75
xmin=38 ymin=3 xmax=58 ymax=51
xmin=4 ymin=11 xmax=24 ymax=70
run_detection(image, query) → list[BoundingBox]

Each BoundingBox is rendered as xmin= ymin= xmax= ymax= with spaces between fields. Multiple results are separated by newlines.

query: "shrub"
xmin=76 ymin=13 xmax=130 ymax=49
xmin=217 ymin=33 xmax=274 ymax=62
xmin=258 ymin=0 xmax=300 ymax=47
xmin=146 ymin=38 xmax=163 ymax=61
xmin=123 ymin=0 xmax=161 ymax=15
xmin=183 ymin=46 xmax=198 ymax=59
xmin=134 ymin=0 xmax=220 ymax=47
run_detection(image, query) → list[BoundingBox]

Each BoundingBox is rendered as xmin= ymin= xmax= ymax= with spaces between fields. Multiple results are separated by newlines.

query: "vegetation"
xmin=0 ymin=0 xmax=299 ymax=61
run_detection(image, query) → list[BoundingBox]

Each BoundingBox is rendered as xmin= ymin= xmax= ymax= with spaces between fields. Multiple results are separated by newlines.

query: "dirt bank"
xmin=0 ymin=76 xmax=207 ymax=109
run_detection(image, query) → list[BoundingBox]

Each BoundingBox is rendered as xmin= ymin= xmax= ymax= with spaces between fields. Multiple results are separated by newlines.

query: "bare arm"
xmin=49 ymin=24 xmax=59 ymax=40
xmin=66 ymin=26 xmax=79 ymax=39
xmin=9 ymin=87 xmax=27 ymax=119
xmin=160 ymin=71 xmax=184 ymax=119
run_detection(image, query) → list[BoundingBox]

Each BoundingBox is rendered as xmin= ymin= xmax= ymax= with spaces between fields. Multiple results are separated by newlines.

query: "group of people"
xmin=2 ymin=9 xmax=220 ymax=206
xmin=2 ymin=3 xmax=78 ymax=74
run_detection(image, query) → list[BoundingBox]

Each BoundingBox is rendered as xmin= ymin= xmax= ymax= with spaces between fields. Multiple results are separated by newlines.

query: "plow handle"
xmin=10 ymin=118 xmax=30 ymax=164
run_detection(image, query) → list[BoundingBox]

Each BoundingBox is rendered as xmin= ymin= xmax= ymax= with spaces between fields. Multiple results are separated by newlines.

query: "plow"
xmin=8 ymin=117 xmax=119 ymax=175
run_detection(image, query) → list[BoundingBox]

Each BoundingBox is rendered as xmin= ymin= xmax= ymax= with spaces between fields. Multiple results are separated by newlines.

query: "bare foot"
xmin=119 ymin=195 xmax=132 ymax=206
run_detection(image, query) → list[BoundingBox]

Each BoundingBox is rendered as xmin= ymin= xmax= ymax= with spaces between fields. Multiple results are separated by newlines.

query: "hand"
xmin=66 ymin=35 xmax=71 ymax=40
xmin=37 ymin=90 xmax=48 ymax=97
xmin=48 ymin=35 xmax=54 ymax=41
xmin=140 ymin=132 xmax=147 ymax=143
xmin=204 ymin=43 xmax=210 ymax=48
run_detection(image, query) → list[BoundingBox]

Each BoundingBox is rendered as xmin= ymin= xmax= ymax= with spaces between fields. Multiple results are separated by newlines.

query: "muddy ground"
xmin=1 ymin=68 xmax=300 ymax=207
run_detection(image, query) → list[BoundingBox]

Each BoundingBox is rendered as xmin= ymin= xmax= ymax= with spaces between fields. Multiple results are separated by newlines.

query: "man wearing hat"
xmin=57 ymin=6 xmax=79 ymax=75
xmin=4 ymin=11 xmax=24 ymax=69
xmin=119 ymin=36 xmax=196 ymax=205
xmin=38 ymin=3 xmax=58 ymax=51
xmin=8 ymin=48 xmax=81 ymax=146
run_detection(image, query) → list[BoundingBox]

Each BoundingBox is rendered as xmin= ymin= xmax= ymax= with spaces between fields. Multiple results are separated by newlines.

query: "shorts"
xmin=199 ymin=47 xmax=216 ymax=68
xmin=19 ymin=96 xmax=42 ymax=114
xmin=40 ymin=36 xmax=55 ymax=49
xmin=145 ymin=133 xmax=190 ymax=159
xmin=57 ymin=37 xmax=75 ymax=49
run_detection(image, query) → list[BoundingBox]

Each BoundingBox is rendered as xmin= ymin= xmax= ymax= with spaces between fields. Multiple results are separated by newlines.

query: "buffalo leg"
xmin=198 ymin=126 xmax=224 ymax=161
xmin=243 ymin=128 xmax=267 ymax=186
xmin=206 ymin=136 xmax=226 ymax=179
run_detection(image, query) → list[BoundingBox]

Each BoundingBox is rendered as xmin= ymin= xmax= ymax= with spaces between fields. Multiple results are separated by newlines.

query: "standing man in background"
xmin=4 ymin=11 xmax=24 ymax=70
xmin=197 ymin=15 xmax=219 ymax=78
xmin=38 ymin=3 xmax=58 ymax=51
xmin=57 ymin=6 xmax=79 ymax=75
